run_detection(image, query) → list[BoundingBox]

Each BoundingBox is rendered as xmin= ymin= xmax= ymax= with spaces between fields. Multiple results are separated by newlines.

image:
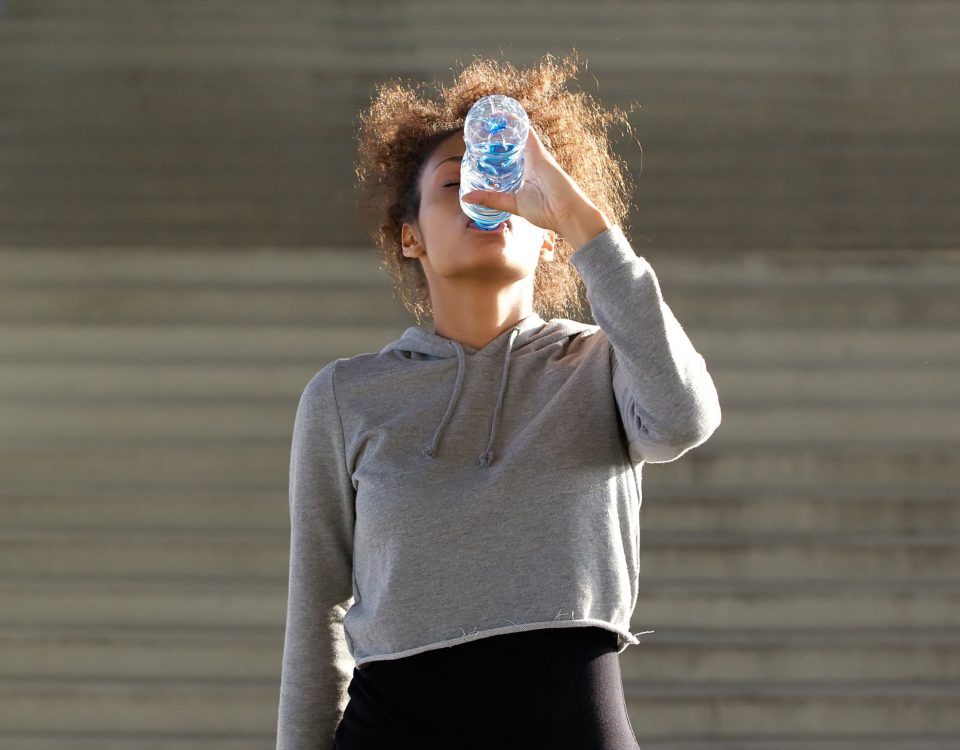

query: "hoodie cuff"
xmin=567 ymin=224 xmax=648 ymax=284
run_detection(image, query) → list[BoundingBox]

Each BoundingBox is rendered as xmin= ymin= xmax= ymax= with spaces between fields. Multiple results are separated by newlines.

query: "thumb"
xmin=462 ymin=189 xmax=516 ymax=214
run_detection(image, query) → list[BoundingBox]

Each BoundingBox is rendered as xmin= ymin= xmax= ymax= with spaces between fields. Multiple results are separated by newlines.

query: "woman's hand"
xmin=461 ymin=125 xmax=606 ymax=239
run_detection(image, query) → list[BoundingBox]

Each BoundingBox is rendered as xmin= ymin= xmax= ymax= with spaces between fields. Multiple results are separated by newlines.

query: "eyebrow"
xmin=432 ymin=154 xmax=464 ymax=173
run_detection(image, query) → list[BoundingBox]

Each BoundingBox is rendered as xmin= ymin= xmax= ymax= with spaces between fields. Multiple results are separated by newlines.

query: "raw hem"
xmin=353 ymin=619 xmax=644 ymax=667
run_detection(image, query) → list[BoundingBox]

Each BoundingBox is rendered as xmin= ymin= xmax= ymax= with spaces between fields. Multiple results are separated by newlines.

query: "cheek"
xmin=417 ymin=202 xmax=461 ymax=242
xmin=417 ymin=199 xmax=445 ymax=226
xmin=424 ymin=190 xmax=460 ymax=214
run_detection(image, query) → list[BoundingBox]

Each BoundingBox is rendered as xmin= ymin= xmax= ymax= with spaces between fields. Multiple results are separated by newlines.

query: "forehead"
xmin=427 ymin=131 xmax=466 ymax=167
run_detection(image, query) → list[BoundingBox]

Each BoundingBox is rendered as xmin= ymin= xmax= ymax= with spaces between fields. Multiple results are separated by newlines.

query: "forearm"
xmin=558 ymin=199 xmax=612 ymax=255
xmin=567 ymin=223 xmax=723 ymax=460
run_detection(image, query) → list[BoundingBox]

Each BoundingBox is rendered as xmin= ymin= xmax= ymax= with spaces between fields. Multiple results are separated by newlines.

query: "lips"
xmin=466 ymin=217 xmax=511 ymax=231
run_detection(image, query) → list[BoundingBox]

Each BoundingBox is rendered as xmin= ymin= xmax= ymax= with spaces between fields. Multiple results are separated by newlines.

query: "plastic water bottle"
xmin=459 ymin=95 xmax=530 ymax=230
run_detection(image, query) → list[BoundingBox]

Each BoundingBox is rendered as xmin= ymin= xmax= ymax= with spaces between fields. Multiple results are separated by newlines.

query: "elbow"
xmin=679 ymin=374 xmax=723 ymax=444
xmin=680 ymin=397 xmax=722 ymax=447
xmin=659 ymin=395 xmax=722 ymax=459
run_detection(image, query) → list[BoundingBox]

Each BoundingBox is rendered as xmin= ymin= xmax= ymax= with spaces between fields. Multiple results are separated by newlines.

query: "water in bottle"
xmin=459 ymin=95 xmax=530 ymax=230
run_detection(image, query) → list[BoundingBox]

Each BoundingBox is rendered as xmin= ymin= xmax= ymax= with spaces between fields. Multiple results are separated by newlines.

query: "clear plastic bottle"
xmin=459 ymin=95 xmax=530 ymax=230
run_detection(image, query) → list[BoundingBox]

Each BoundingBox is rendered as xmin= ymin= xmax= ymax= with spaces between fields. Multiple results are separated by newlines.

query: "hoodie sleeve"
xmin=276 ymin=361 xmax=356 ymax=750
xmin=568 ymin=224 xmax=722 ymax=464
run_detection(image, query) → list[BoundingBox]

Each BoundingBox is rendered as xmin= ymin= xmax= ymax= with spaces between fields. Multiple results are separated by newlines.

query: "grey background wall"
xmin=1 ymin=1 xmax=959 ymax=749
xmin=3 ymin=0 xmax=959 ymax=251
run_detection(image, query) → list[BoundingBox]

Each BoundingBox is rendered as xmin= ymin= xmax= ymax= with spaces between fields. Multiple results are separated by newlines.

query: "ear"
xmin=402 ymin=221 xmax=424 ymax=258
xmin=540 ymin=230 xmax=556 ymax=262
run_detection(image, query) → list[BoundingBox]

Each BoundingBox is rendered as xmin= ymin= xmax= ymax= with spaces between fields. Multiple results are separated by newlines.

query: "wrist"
xmin=558 ymin=201 xmax=612 ymax=254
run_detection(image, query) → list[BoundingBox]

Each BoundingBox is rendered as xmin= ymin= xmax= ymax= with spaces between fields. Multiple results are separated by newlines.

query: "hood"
xmin=379 ymin=311 xmax=587 ymax=467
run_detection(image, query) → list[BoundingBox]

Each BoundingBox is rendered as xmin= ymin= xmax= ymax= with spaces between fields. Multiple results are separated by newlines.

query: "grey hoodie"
xmin=276 ymin=224 xmax=722 ymax=749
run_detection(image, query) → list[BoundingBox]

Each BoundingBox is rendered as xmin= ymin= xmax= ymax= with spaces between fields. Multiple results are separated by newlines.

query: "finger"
xmin=527 ymin=123 xmax=548 ymax=154
xmin=527 ymin=124 xmax=544 ymax=149
xmin=462 ymin=190 xmax=517 ymax=214
xmin=526 ymin=125 xmax=555 ymax=165
xmin=523 ymin=125 xmax=543 ymax=162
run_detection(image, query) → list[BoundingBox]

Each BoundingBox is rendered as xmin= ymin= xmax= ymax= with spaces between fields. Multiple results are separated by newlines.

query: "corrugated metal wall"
xmin=1 ymin=2 xmax=958 ymax=748
xmin=2 ymin=1 xmax=958 ymax=250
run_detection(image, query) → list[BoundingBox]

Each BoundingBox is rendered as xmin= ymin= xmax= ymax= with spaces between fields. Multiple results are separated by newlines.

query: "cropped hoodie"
xmin=275 ymin=224 xmax=722 ymax=749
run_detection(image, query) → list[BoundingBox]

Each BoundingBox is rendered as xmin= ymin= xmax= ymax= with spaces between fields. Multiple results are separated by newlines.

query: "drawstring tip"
xmin=423 ymin=446 xmax=436 ymax=459
xmin=478 ymin=451 xmax=493 ymax=467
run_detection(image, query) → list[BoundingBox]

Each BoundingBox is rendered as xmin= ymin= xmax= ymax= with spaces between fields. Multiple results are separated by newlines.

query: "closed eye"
xmin=444 ymin=182 xmax=460 ymax=187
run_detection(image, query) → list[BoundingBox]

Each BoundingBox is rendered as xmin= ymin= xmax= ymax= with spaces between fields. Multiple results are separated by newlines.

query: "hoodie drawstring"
xmin=422 ymin=325 xmax=521 ymax=467
xmin=423 ymin=340 xmax=465 ymax=461
xmin=478 ymin=327 xmax=520 ymax=466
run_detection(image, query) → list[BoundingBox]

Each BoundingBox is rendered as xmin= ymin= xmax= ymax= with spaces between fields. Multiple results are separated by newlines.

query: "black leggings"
xmin=333 ymin=625 xmax=641 ymax=750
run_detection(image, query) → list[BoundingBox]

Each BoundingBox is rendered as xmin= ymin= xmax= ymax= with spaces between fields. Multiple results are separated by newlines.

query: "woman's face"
xmin=401 ymin=130 xmax=554 ymax=287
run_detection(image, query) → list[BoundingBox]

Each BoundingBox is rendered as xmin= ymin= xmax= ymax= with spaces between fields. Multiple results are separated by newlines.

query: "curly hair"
xmin=352 ymin=50 xmax=640 ymax=325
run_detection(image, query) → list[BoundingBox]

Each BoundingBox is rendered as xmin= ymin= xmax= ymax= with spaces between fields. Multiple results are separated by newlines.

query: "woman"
xmin=276 ymin=52 xmax=722 ymax=750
